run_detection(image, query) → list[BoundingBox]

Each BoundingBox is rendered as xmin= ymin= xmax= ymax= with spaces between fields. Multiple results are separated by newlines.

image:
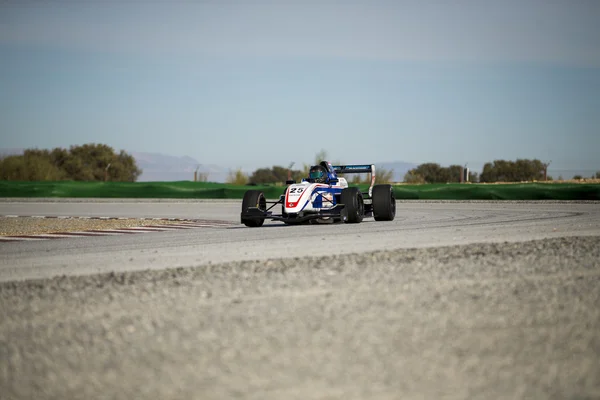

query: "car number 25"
xmin=289 ymin=187 xmax=304 ymax=194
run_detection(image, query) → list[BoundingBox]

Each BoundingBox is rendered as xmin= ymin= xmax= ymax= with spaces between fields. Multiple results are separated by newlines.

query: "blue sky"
xmin=1 ymin=1 xmax=599 ymax=172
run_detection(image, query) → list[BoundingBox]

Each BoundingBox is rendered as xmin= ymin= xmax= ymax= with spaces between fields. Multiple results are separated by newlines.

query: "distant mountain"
xmin=130 ymin=152 xmax=229 ymax=182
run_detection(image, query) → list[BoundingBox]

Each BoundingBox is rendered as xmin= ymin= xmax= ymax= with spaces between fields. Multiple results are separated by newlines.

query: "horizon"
xmin=1 ymin=1 xmax=599 ymax=172
xmin=1 ymin=147 xmax=596 ymax=183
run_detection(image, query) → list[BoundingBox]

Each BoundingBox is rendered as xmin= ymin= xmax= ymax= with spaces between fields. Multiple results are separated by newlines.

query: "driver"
xmin=309 ymin=165 xmax=328 ymax=183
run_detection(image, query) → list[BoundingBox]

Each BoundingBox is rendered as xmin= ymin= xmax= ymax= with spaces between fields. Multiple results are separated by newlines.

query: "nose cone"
xmin=285 ymin=183 xmax=310 ymax=212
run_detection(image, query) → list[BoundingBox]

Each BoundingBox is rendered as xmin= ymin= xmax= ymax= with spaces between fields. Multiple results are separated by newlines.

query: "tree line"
xmin=3 ymin=145 xmax=596 ymax=184
xmin=227 ymin=149 xmax=396 ymax=185
xmin=230 ymin=158 xmax=590 ymax=185
xmin=402 ymin=159 xmax=600 ymax=183
xmin=403 ymin=163 xmax=478 ymax=184
xmin=232 ymin=165 xmax=395 ymax=185
xmin=0 ymin=144 xmax=141 ymax=182
xmin=232 ymin=150 xmax=581 ymax=185
xmin=480 ymin=159 xmax=549 ymax=183
xmin=403 ymin=159 xmax=552 ymax=183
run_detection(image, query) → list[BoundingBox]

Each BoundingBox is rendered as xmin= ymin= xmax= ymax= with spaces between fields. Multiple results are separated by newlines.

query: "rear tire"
xmin=241 ymin=190 xmax=266 ymax=227
xmin=341 ymin=187 xmax=364 ymax=223
xmin=372 ymin=184 xmax=395 ymax=221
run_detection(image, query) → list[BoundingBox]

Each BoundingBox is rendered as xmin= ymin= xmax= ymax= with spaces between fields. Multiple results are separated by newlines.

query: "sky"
xmin=1 ymin=0 xmax=599 ymax=172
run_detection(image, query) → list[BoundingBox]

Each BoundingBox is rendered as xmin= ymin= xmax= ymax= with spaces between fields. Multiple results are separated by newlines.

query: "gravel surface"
xmin=0 ymin=217 xmax=189 ymax=236
xmin=1 ymin=236 xmax=599 ymax=400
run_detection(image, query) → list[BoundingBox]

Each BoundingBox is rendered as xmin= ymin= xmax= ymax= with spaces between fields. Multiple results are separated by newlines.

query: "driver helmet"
xmin=309 ymin=165 xmax=328 ymax=183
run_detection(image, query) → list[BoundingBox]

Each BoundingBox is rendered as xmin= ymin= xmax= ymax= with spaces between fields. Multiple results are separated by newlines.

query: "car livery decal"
xmin=285 ymin=183 xmax=329 ymax=210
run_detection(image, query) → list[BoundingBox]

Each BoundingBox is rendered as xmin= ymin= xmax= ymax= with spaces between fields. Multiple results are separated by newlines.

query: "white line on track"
xmin=64 ymin=231 xmax=129 ymax=236
xmin=0 ymin=236 xmax=46 ymax=241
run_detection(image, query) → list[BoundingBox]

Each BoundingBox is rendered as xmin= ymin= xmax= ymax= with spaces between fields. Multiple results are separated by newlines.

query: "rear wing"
xmin=332 ymin=164 xmax=376 ymax=197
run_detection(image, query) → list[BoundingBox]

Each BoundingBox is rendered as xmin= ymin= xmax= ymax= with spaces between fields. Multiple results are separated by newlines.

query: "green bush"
xmin=0 ymin=144 xmax=141 ymax=182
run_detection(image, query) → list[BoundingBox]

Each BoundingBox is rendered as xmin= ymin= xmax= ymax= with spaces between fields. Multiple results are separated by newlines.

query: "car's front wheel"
xmin=241 ymin=190 xmax=266 ymax=227
xmin=341 ymin=187 xmax=364 ymax=223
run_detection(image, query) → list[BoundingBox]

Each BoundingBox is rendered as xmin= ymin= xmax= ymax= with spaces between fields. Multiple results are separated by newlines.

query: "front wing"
xmin=242 ymin=203 xmax=346 ymax=224
xmin=241 ymin=197 xmax=374 ymax=224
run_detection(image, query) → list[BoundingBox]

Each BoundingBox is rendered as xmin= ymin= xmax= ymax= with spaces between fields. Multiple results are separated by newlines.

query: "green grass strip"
xmin=0 ymin=181 xmax=599 ymax=200
xmin=391 ymin=183 xmax=600 ymax=200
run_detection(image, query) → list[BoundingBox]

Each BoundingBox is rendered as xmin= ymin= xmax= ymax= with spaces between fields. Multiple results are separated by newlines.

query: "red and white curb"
xmin=0 ymin=215 xmax=235 ymax=242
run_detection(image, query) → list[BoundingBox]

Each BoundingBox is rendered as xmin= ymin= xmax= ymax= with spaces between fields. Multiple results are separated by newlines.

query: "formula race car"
xmin=240 ymin=161 xmax=395 ymax=227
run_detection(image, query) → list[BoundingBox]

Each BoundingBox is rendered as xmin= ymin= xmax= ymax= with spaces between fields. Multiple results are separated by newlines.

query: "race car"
xmin=240 ymin=161 xmax=396 ymax=227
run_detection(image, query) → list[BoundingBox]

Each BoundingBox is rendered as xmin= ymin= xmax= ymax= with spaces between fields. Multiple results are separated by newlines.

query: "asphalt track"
xmin=1 ymin=200 xmax=599 ymax=282
xmin=1 ymin=200 xmax=600 ymax=399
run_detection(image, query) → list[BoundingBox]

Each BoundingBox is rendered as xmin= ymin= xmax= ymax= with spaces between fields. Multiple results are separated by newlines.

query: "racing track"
xmin=1 ymin=200 xmax=599 ymax=399
xmin=0 ymin=200 xmax=599 ymax=282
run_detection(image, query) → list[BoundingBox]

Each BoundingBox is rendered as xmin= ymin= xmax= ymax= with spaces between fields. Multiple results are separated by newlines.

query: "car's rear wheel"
xmin=341 ymin=187 xmax=364 ymax=223
xmin=372 ymin=184 xmax=396 ymax=221
xmin=241 ymin=190 xmax=266 ymax=227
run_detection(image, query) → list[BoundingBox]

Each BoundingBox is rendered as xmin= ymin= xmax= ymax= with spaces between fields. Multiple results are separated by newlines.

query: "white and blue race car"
xmin=240 ymin=161 xmax=396 ymax=227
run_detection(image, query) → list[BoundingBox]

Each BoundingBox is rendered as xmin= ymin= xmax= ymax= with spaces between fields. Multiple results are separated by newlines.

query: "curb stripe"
xmin=1 ymin=215 xmax=233 ymax=223
xmin=2 ymin=235 xmax=64 ymax=240
xmin=0 ymin=237 xmax=46 ymax=241
xmin=0 ymin=215 xmax=237 ymax=243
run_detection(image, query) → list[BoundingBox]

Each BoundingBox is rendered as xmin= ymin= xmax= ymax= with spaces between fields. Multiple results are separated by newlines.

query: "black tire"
xmin=341 ymin=187 xmax=364 ymax=223
xmin=372 ymin=184 xmax=396 ymax=221
xmin=241 ymin=190 xmax=266 ymax=227
xmin=280 ymin=193 xmax=287 ymax=217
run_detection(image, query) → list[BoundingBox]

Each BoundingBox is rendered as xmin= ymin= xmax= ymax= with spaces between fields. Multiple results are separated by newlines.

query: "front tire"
xmin=241 ymin=190 xmax=266 ymax=227
xmin=341 ymin=187 xmax=364 ymax=223
xmin=372 ymin=184 xmax=396 ymax=221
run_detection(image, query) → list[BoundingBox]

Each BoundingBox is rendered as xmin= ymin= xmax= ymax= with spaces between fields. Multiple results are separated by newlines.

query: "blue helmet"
xmin=309 ymin=165 xmax=327 ymax=183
